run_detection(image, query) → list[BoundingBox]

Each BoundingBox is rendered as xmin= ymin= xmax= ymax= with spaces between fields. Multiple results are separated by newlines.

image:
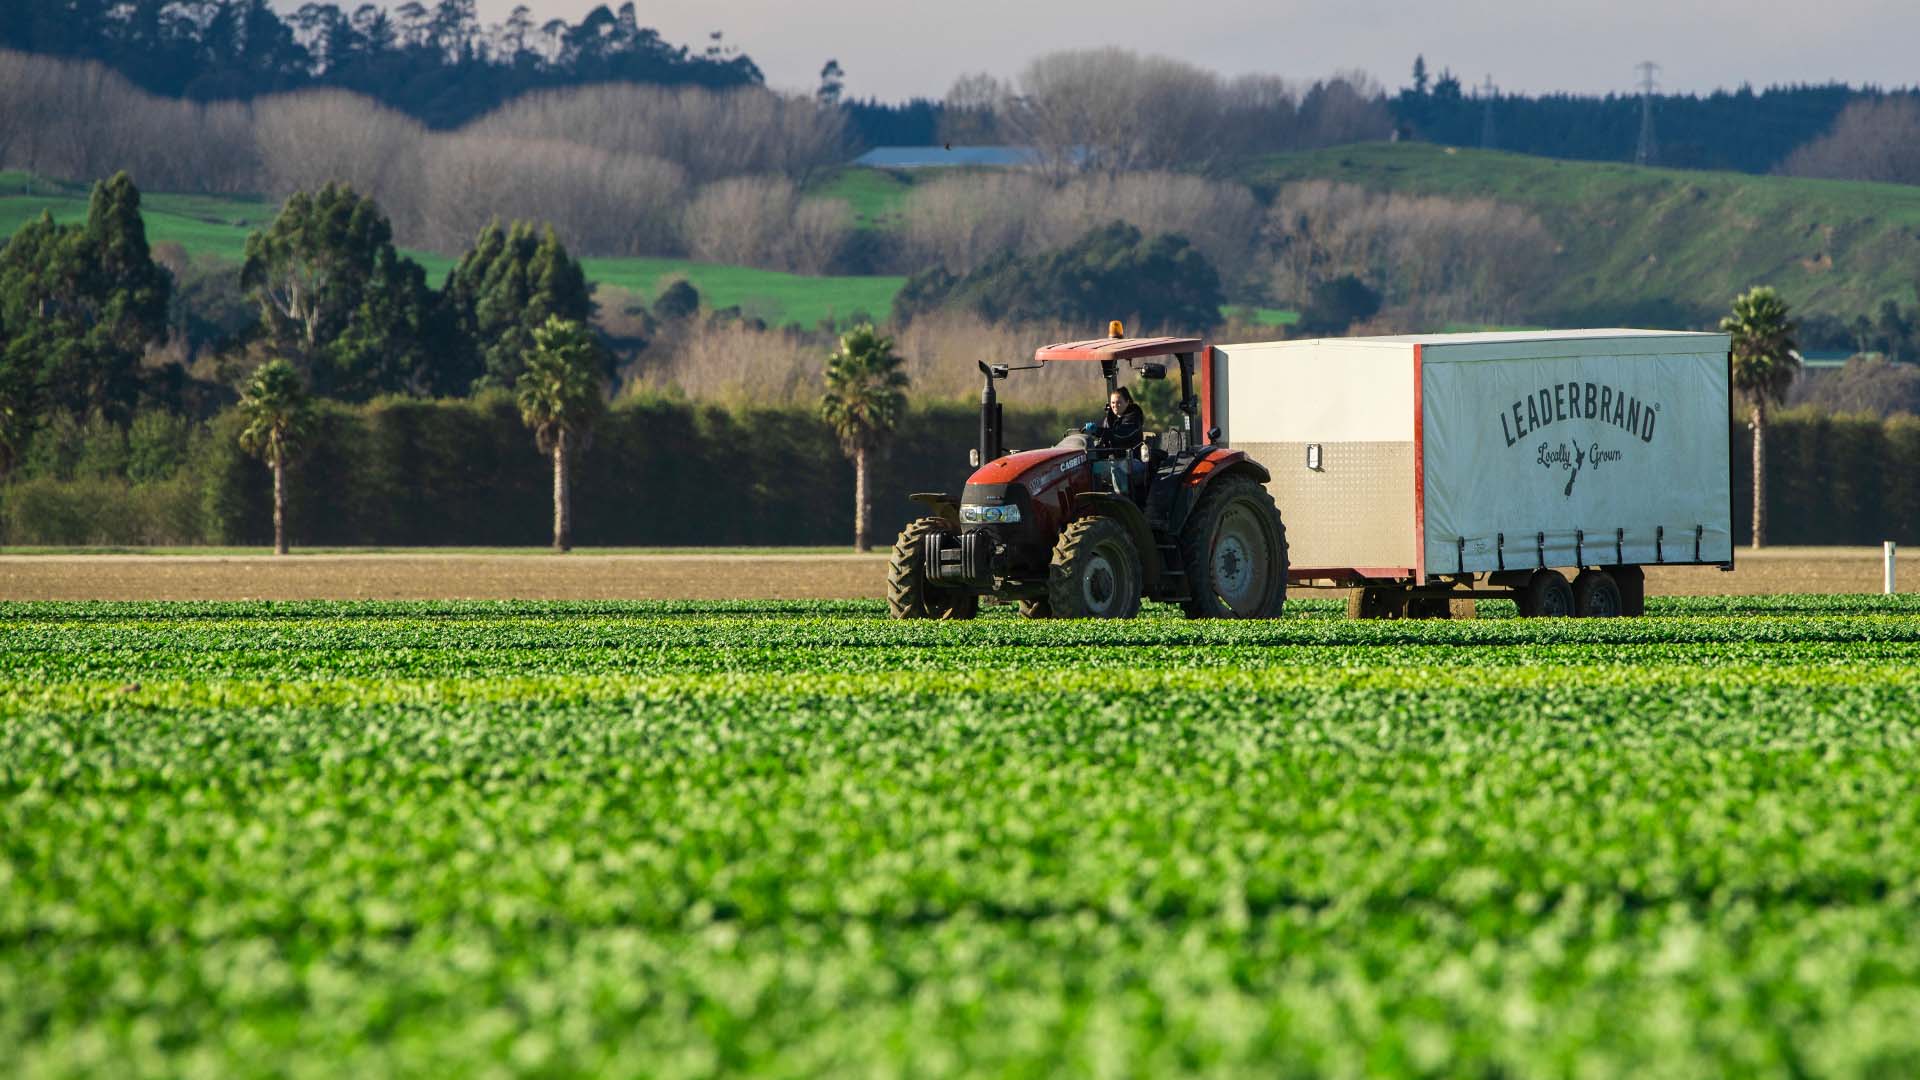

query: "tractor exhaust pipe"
xmin=977 ymin=361 xmax=1005 ymax=465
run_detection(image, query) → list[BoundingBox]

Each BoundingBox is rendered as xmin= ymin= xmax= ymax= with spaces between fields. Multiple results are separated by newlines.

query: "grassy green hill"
xmin=31 ymin=145 xmax=1902 ymax=332
xmin=0 ymin=172 xmax=903 ymax=327
xmin=1246 ymin=143 xmax=1920 ymax=325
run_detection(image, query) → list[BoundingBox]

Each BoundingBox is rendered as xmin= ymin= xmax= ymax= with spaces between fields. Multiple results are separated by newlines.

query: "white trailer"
xmin=1203 ymin=329 xmax=1734 ymax=616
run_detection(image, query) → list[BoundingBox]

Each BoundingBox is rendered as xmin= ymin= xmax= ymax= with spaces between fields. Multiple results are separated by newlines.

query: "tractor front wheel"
xmin=886 ymin=517 xmax=980 ymax=620
xmin=1048 ymin=516 xmax=1143 ymax=619
xmin=1181 ymin=477 xmax=1288 ymax=619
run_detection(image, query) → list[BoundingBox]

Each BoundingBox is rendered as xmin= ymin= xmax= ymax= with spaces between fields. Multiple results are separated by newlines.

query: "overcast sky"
xmin=456 ymin=0 xmax=1913 ymax=102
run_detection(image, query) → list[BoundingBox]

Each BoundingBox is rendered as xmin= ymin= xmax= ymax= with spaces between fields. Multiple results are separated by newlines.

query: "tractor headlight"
xmin=960 ymin=503 xmax=1021 ymax=524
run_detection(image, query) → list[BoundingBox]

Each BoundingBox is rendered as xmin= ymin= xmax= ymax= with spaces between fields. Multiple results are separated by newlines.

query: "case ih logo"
xmin=1497 ymin=381 xmax=1658 ymax=497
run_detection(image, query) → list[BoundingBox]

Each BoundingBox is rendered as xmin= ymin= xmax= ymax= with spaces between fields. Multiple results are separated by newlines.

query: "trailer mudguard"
xmin=1072 ymin=492 xmax=1163 ymax=591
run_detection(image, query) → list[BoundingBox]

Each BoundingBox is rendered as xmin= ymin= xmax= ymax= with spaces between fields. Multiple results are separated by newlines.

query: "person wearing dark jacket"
xmin=1096 ymin=387 xmax=1145 ymax=451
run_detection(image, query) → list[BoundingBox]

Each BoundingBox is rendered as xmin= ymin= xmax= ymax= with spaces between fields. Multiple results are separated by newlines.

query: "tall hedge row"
xmin=1729 ymin=411 xmax=1920 ymax=546
xmin=3 ymin=402 xmax=1916 ymax=547
xmin=2 ymin=396 xmax=1079 ymax=547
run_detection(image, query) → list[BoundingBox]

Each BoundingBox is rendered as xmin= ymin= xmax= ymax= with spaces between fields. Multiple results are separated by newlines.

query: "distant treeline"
xmin=844 ymin=68 xmax=1900 ymax=176
xmin=3 ymin=3 xmax=1905 ymax=176
xmin=3 ymin=400 xmax=1914 ymax=547
xmin=1392 ymin=77 xmax=1887 ymax=175
xmin=0 ymin=0 xmax=760 ymax=128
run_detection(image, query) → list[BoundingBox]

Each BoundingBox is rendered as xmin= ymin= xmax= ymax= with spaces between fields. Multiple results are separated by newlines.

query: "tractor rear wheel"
xmin=1180 ymin=477 xmax=1288 ymax=619
xmin=886 ymin=517 xmax=980 ymax=620
xmin=1048 ymin=516 xmax=1143 ymax=619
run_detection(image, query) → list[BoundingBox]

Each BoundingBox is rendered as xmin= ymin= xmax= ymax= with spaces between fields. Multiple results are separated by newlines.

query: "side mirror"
xmin=1140 ymin=363 xmax=1167 ymax=380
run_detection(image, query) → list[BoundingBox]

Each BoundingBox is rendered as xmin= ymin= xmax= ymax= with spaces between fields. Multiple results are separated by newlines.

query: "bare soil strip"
xmin=0 ymin=546 xmax=1911 ymax=603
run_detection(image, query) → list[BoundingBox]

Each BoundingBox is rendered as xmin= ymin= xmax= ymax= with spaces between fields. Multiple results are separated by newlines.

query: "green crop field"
xmin=5 ymin=595 xmax=1920 ymax=1076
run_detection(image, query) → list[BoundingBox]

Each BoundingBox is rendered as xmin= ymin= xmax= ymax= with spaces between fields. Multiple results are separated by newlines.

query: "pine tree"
xmin=443 ymin=220 xmax=593 ymax=391
xmin=0 ymin=172 xmax=170 ymax=456
xmin=241 ymin=183 xmax=438 ymax=400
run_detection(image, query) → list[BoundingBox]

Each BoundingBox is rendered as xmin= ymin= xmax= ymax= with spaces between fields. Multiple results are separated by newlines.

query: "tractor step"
xmin=1155 ymin=542 xmax=1191 ymax=601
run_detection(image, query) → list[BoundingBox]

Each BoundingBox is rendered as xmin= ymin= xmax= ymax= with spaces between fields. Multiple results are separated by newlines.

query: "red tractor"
xmin=888 ymin=329 xmax=1288 ymax=619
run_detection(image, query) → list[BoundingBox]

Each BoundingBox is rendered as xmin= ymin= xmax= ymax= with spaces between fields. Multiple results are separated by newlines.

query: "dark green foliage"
xmin=13 ymin=405 xmax=1920 ymax=548
xmin=241 ymin=183 xmax=445 ymax=401
xmin=650 ymin=279 xmax=701 ymax=322
xmin=894 ymin=223 xmax=1225 ymax=332
xmin=0 ymin=172 xmax=172 ymax=469
xmin=0 ymin=0 xmax=762 ymax=130
xmin=441 ymin=221 xmax=595 ymax=391
xmin=180 ymin=399 xmax=1073 ymax=547
xmin=1298 ymin=273 xmax=1382 ymax=335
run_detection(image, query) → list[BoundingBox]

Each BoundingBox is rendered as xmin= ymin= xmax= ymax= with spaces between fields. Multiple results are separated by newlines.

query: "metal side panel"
xmin=1234 ymin=440 xmax=1417 ymax=571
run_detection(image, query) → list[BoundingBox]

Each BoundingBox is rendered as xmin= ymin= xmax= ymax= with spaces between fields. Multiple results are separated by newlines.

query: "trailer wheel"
xmin=1518 ymin=569 xmax=1575 ymax=618
xmin=1180 ymin=477 xmax=1288 ymax=619
xmin=1573 ymin=570 xmax=1623 ymax=618
xmin=1049 ymin=516 xmax=1143 ymax=619
xmin=1346 ymin=587 xmax=1406 ymax=620
xmin=1609 ymin=565 xmax=1647 ymax=617
xmin=886 ymin=517 xmax=980 ymax=620
xmin=1018 ymin=597 xmax=1053 ymax=619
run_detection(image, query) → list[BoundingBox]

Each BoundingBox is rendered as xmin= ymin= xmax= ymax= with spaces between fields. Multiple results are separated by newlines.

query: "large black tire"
xmin=1573 ymin=569 xmax=1623 ymax=618
xmin=886 ymin=517 xmax=980 ymax=620
xmin=1047 ymin=516 xmax=1143 ymax=619
xmin=1518 ymin=569 xmax=1574 ymax=617
xmin=1180 ymin=477 xmax=1288 ymax=619
xmin=1610 ymin=565 xmax=1647 ymax=617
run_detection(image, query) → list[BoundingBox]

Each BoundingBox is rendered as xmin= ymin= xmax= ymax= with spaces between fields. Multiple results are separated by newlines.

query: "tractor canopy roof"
xmin=1033 ymin=336 xmax=1203 ymax=362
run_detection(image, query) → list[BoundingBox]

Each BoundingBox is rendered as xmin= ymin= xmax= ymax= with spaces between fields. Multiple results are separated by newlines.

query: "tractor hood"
xmin=965 ymin=447 xmax=1087 ymax=494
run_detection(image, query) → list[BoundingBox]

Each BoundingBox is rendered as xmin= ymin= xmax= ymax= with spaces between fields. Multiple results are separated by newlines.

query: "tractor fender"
xmin=1168 ymin=451 xmax=1271 ymax=534
xmin=909 ymin=492 xmax=960 ymax=525
xmin=1072 ymin=492 xmax=1162 ymax=592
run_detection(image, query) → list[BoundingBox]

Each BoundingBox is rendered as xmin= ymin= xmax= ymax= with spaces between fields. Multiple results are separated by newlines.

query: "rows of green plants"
xmin=4 ymin=597 xmax=1920 ymax=1076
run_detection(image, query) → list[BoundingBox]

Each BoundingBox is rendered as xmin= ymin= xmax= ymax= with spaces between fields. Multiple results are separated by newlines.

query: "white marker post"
xmin=1887 ymin=541 xmax=1898 ymax=595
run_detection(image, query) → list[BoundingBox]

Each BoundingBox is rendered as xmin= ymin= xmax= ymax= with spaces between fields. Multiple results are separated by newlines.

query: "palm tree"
xmin=517 ymin=316 xmax=604 ymax=552
xmin=236 ymin=359 xmax=314 ymax=556
xmin=820 ymin=324 xmax=910 ymax=552
xmin=1721 ymin=286 xmax=1801 ymax=549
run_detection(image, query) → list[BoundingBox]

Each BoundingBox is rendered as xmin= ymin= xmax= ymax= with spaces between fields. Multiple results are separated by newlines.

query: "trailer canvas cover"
xmin=1211 ymin=330 xmax=1733 ymax=582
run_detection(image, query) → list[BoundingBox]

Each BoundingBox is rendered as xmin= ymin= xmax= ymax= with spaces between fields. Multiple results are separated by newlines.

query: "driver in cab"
xmin=1096 ymin=387 xmax=1144 ymax=452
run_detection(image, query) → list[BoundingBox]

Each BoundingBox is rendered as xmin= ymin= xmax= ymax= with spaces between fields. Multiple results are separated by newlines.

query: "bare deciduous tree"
xmin=1781 ymin=97 xmax=1920 ymax=185
xmin=683 ymin=177 xmax=852 ymax=272
xmin=252 ymin=91 xmax=427 ymax=231
xmin=420 ymin=133 xmax=687 ymax=256
xmin=898 ymin=171 xmax=1261 ymax=277
xmin=1264 ymin=180 xmax=1553 ymax=324
xmin=898 ymin=172 xmax=1049 ymax=273
xmin=465 ymin=84 xmax=848 ymax=185
xmin=994 ymin=51 xmax=1389 ymax=178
